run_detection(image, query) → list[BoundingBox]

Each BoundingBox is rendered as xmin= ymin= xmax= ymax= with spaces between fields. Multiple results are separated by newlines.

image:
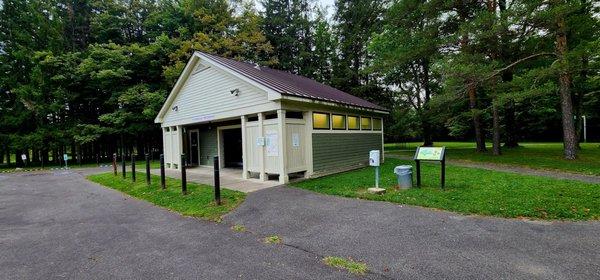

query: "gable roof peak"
xmin=196 ymin=52 xmax=387 ymax=112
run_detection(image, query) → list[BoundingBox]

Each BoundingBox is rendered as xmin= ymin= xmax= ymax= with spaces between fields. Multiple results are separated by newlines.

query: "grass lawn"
xmin=292 ymin=158 xmax=600 ymax=221
xmin=88 ymin=172 xmax=245 ymax=221
xmin=386 ymin=142 xmax=600 ymax=176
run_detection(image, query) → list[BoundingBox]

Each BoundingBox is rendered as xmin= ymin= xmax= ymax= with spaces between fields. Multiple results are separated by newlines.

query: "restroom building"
xmin=155 ymin=52 xmax=388 ymax=183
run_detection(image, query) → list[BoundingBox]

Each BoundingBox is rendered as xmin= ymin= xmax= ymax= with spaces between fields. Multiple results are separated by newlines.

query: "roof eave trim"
xmin=280 ymin=95 xmax=389 ymax=114
xmin=154 ymin=54 xmax=200 ymax=124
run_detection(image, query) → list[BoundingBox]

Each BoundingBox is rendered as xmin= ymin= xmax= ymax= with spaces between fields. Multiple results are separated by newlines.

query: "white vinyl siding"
xmin=163 ymin=62 xmax=270 ymax=124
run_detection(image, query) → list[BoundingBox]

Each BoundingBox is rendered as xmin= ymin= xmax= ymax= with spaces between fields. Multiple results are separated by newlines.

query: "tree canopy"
xmin=0 ymin=0 xmax=598 ymax=166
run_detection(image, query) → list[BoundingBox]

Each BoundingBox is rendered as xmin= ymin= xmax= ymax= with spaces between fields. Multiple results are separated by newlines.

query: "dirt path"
xmin=387 ymin=155 xmax=600 ymax=184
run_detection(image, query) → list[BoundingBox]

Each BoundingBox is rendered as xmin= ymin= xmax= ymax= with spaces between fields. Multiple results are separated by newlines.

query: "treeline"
xmin=0 ymin=0 xmax=598 ymax=167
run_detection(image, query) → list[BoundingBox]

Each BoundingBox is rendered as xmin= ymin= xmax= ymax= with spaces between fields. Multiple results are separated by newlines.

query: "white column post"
xmin=161 ymin=127 xmax=168 ymax=167
xmin=241 ymin=115 xmax=248 ymax=179
xmin=176 ymin=125 xmax=184 ymax=170
xmin=258 ymin=112 xmax=266 ymax=181
xmin=303 ymin=111 xmax=313 ymax=178
xmin=277 ymin=109 xmax=288 ymax=184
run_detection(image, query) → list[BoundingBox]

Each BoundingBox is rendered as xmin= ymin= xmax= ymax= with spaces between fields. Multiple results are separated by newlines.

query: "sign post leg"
xmin=416 ymin=160 xmax=421 ymax=187
xmin=441 ymin=158 xmax=446 ymax=189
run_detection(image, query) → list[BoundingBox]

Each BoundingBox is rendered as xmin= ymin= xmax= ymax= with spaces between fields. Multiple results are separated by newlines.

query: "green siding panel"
xmin=199 ymin=128 xmax=218 ymax=166
xmin=312 ymin=133 xmax=382 ymax=173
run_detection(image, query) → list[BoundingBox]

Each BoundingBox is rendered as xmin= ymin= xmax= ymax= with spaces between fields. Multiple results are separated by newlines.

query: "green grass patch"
xmin=386 ymin=142 xmax=600 ymax=176
xmin=263 ymin=235 xmax=282 ymax=244
xmin=323 ymin=256 xmax=368 ymax=275
xmin=87 ymin=172 xmax=245 ymax=221
xmin=292 ymin=158 xmax=600 ymax=221
xmin=231 ymin=224 xmax=246 ymax=232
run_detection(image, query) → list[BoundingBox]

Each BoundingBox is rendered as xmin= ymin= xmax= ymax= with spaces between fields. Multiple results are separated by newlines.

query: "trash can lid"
xmin=394 ymin=165 xmax=412 ymax=172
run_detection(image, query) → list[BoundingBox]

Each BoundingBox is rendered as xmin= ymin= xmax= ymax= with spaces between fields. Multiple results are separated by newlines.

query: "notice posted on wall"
xmin=265 ymin=130 xmax=279 ymax=157
xmin=292 ymin=133 xmax=300 ymax=147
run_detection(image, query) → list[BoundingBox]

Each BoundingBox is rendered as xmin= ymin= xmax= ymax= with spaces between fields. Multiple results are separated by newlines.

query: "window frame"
xmin=312 ymin=112 xmax=331 ymax=130
xmin=347 ymin=115 xmax=360 ymax=130
xmin=372 ymin=118 xmax=382 ymax=131
xmin=331 ymin=114 xmax=347 ymax=130
xmin=360 ymin=117 xmax=372 ymax=130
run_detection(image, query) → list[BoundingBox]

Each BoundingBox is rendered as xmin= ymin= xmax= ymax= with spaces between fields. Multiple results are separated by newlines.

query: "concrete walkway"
xmin=150 ymin=166 xmax=281 ymax=193
xmin=387 ymin=154 xmax=600 ymax=184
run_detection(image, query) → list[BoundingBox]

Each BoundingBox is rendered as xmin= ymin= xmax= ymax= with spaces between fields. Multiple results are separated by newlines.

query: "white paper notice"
xmin=292 ymin=133 xmax=300 ymax=147
xmin=265 ymin=130 xmax=279 ymax=156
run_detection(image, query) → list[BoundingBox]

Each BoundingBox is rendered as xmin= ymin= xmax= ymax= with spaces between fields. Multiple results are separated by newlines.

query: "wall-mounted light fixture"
xmin=172 ymin=105 xmax=178 ymax=111
xmin=230 ymin=88 xmax=240 ymax=96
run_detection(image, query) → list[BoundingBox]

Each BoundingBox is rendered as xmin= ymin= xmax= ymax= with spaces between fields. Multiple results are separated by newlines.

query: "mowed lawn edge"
xmin=385 ymin=142 xmax=600 ymax=176
xmin=291 ymin=158 xmax=600 ymax=221
xmin=87 ymin=172 xmax=245 ymax=221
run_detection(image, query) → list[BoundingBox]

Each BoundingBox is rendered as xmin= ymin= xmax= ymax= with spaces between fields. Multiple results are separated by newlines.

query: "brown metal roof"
xmin=200 ymin=52 xmax=387 ymax=111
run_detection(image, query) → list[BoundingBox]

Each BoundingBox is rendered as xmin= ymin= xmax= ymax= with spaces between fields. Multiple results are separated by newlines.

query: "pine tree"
xmin=332 ymin=0 xmax=388 ymax=101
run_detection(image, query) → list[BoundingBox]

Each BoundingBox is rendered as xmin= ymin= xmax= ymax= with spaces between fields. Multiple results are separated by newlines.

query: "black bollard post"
xmin=181 ymin=154 xmax=187 ymax=195
xmin=160 ymin=154 xmax=166 ymax=189
xmin=213 ymin=156 xmax=221 ymax=205
xmin=145 ymin=153 xmax=151 ymax=185
xmin=121 ymin=152 xmax=126 ymax=179
xmin=112 ymin=153 xmax=117 ymax=176
xmin=131 ymin=154 xmax=136 ymax=182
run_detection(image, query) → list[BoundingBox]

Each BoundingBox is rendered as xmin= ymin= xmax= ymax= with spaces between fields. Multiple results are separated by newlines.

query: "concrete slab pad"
xmin=151 ymin=166 xmax=281 ymax=193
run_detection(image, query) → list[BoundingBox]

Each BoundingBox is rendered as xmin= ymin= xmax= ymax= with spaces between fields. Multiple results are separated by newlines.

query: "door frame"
xmin=217 ymin=124 xmax=242 ymax=169
xmin=188 ymin=129 xmax=200 ymax=166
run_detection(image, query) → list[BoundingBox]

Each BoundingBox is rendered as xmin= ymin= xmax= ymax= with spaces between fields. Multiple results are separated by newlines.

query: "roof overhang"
xmin=279 ymin=95 xmax=389 ymax=115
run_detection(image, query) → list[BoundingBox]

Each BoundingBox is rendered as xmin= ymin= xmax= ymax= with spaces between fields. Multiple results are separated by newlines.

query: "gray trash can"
xmin=394 ymin=165 xmax=413 ymax=189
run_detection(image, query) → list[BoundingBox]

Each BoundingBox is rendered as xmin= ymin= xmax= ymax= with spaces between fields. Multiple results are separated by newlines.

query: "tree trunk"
xmin=421 ymin=116 xmax=433 ymax=147
xmin=15 ymin=149 xmax=24 ymax=167
xmin=468 ymin=83 xmax=487 ymax=152
xmin=556 ymin=13 xmax=577 ymax=160
xmin=573 ymin=56 xmax=587 ymax=150
xmin=492 ymin=100 xmax=502 ymax=155
xmin=503 ymin=100 xmax=519 ymax=147
xmin=421 ymin=58 xmax=433 ymax=147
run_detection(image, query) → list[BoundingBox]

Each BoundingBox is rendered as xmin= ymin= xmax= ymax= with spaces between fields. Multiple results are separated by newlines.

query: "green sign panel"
xmin=414 ymin=147 xmax=445 ymax=161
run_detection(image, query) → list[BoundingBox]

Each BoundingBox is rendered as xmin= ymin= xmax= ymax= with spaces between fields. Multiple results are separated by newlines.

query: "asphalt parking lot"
xmin=1 ymin=170 xmax=599 ymax=279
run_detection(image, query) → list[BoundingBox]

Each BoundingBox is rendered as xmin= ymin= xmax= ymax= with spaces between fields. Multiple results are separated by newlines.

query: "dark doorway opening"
xmin=222 ymin=128 xmax=243 ymax=168
xmin=189 ymin=130 xmax=199 ymax=166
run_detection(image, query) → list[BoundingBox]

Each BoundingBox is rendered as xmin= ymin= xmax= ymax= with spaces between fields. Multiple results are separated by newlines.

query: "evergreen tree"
xmin=370 ymin=0 xmax=445 ymax=146
xmin=332 ymin=0 xmax=388 ymax=103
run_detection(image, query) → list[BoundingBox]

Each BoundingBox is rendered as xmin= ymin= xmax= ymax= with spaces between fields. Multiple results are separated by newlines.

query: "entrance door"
xmin=188 ymin=130 xmax=200 ymax=166
xmin=222 ymin=128 xmax=243 ymax=168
